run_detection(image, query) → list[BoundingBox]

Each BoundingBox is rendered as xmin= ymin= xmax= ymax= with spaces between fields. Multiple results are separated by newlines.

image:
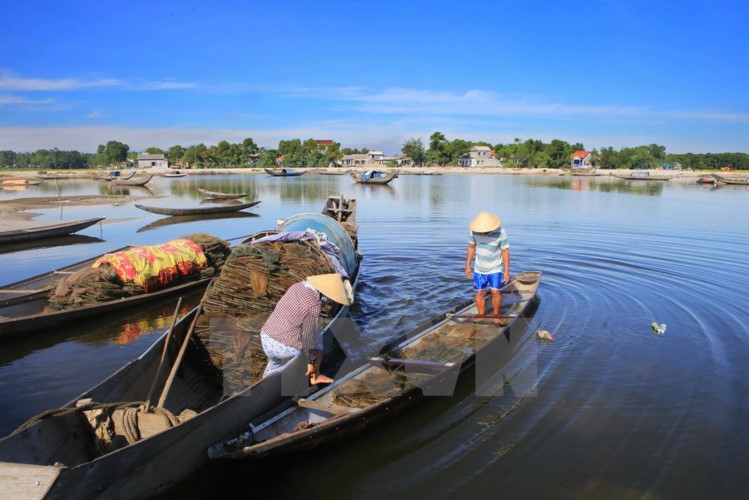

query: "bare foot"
xmin=310 ymin=373 xmax=334 ymax=385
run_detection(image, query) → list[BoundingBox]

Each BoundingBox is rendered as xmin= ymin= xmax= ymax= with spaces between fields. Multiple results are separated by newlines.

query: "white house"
xmin=458 ymin=145 xmax=500 ymax=167
xmin=137 ymin=153 xmax=168 ymax=169
xmin=570 ymin=151 xmax=591 ymax=169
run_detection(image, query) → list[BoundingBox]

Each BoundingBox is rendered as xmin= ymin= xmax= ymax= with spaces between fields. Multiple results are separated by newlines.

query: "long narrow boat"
xmin=134 ymin=200 xmax=261 ymax=216
xmin=264 ymin=168 xmax=306 ymax=177
xmin=111 ymin=174 xmax=152 ymax=187
xmin=611 ymin=171 xmax=675 ymax=181
xmin=0 ymin=197 xmax=361 ymax=499
xmin=197 ymin=188 xmax=248 ymax=199
xmin=350 ymin=170 xmax=398 ymax=185
xmin=96 ymin=171 xmax=136 ymax=181
xmin=0 ymin=244 xmax=214 ymax=339
xmin=0 ymin=217 xmax=104 ymax=244
xmin=208 ymin=271 xmax=541 ymax=460
xmin=710 ymin=173 xmax=749 ymax=185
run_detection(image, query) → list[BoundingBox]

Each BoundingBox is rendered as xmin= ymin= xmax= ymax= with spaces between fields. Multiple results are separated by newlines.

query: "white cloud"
xmin=0 ymin=95 xmax=54 ymax=106
xmin=0 ymin=71 xmax=196 ymax=92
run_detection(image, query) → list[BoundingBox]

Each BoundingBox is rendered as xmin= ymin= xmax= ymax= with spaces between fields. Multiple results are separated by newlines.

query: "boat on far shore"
xmin=711 ymin=173 xmax=749 ymax=185
xmin=611 ymin=170 xmax=676 ymax=181
xmin=350 ymin=170 xmax=398 ymax=185
xmin=264 ymin=168 xmax=306 ymax=177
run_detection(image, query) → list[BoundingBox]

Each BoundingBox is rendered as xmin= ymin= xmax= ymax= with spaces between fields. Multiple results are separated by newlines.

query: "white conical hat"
xmin=306 ymin=273 xmax=350 ymax=305
xmin=469 ymin=212 xmax=501 ymax=233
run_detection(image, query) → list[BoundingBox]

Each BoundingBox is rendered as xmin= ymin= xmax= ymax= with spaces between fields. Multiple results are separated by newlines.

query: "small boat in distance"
xmin=111 ymin=174 xmax=152 ymax=186
xmin=264 ymin=168 xmax=306 ymax=177
xmin=696 ymin=176 xmax=716 ymax=185
xmin=197 ymin=188 xmax=248 ymax=199
xmin=135 ymin=200 xmax=261 ymax=216
xmin=350 ymin=170 xmax=398 ymax=185
xmin=164 ymin=170 xmax=187 ymax=178
xmin=710 ymin=173 xmax=749 ymax=185
xmin=0 ymin=217 xmax=104 ymax=245
xmin=611 ymin=170 xmax=676 ymax=181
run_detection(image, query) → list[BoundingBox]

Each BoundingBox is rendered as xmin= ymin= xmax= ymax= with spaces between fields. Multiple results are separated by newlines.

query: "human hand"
xmin=465 ymin=266 xmax=472 ymax=279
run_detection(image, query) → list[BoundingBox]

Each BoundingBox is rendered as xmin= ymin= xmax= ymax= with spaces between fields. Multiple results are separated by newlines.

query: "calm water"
xmin=1 ymin=173 xmax=748 ymax=499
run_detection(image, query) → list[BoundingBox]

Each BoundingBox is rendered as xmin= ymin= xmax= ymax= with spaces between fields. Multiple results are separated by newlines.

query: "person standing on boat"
xmin=464 ymin=211 xmax=510 ymax=317
xmin=260 ymin=273 xmax=350 ymax=385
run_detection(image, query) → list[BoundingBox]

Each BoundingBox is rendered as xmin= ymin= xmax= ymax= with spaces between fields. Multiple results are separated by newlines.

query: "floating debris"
xmin=536 ymin=329 xmax=554 ymax=342
xmin=651 ymin=322 xmax=666 ymax=335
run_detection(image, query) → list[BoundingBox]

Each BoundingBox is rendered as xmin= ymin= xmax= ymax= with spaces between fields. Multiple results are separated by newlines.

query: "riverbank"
xmin=0 ymin=166 xmax=731 ymax=179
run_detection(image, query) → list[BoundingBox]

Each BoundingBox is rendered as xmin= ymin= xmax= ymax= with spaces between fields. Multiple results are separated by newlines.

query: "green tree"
xmin=97 ymin=140 xmax=129 ymax=166
xmin=144 ymin=147 xmax=163 ymax=154
xmin=166 ymin=145 xmax=186 ymax=164
xmin=426 ymin=131 xmax=450 ymax=166
xmin=401 ymin=138 xmax=426 ymax=166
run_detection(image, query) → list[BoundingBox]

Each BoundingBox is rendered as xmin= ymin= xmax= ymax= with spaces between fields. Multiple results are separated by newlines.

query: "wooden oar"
xmin=145 ymin=297 xmax=183 ymax=406
xmin=157 ymin=304 xmax=202 ymax=408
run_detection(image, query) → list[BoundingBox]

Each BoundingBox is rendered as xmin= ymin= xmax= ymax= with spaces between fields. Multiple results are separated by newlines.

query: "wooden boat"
xmin=208 ymin=271 xmax=541 ymax=460
xmin=350 ymin=170 xmax=398 ymax=185
xmin=0 ymin=217 xmax=104 ymax=245
xmin=696 ymin=176 xmax=716 ymax=185
xmin=36 ymin=172 xmax=77 ymax=180
xmin=264 ymin=168 xmax=306 ymax=177
xmin=611 ymin=171 xmax=675 ymax=181
xmin=111 ymin=174 xmax=152 ymax=186
xmin=0 ymin=245 xmax=212 ymax=340
xmin=0 ymin=198 xmax=361 ymax=498
xmin=197 ymin=188 xmax=248 ymax=199
xmin=135 ymin=200 xmax=261 ymax=216
xmin=710 ymin=173 xmax=749 ymax=185
xmin=163 ymin=170 xmax=187 ymax=178
xmin=97 ymin=170 xmax=136 ymax=181
xmin=1 ymin=179 xmax=43 ymax=186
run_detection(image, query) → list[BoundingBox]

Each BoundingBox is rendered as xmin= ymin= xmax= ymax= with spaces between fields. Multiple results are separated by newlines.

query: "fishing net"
xmin=192 ymin=237 xmax=338 ymax=393
xmin=45 ymin=234 xmax=230 ymax=312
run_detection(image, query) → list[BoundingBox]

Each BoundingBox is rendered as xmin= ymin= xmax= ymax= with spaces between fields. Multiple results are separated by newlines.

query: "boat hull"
xmin=135 ymin=200 xmax=261 ymax=216
xmin=0 ymin=218 xmax=104 ymax=244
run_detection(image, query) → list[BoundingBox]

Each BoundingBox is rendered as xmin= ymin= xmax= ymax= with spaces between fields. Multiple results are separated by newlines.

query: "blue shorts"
xmin=473 ymin=272 xmax=503 ymax=291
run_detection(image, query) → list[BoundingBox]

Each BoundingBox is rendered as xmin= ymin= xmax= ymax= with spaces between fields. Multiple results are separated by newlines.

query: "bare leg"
xmin=491 ymin=289 xmax=502 ymax=317
xmin=475 ymin=290 xmax=486 ymax=317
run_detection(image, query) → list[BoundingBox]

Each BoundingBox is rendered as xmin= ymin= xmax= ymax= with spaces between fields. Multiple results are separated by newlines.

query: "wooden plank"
xmin=0 ymin=462 xmax=61 ymax=499
xmin=369 ymin=357 xmax=455 ymax=373
xmin=296 ymin=398 xmax=351 ymax=415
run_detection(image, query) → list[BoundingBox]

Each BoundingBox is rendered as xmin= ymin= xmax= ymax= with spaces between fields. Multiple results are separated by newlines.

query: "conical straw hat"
xmin=306 ymin=273 xmax=350 ymax=305
xmin=469 ymin=212 xmax=501 ymax=233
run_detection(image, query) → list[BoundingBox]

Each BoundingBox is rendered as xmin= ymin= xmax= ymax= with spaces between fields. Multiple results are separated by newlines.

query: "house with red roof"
xmin=570 ymin=150 xmax=591 ymax=169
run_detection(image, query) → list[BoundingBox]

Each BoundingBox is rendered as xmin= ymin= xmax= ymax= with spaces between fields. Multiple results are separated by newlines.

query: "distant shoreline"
xmin=0 ymin=166 xmax=730 ymax=179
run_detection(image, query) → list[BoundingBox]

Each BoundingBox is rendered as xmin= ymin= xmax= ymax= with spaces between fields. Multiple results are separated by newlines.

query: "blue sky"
xmin=1 ymin=0 xmax=747 ymax=154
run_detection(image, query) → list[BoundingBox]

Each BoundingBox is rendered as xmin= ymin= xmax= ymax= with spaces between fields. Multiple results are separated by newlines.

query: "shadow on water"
xmin=136 ymin=211 xmax=260 ymax=232
xmin=0 ymin=234 xmax=103 ymax=255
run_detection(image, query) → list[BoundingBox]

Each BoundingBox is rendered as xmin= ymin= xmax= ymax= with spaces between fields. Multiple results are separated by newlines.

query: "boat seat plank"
xmin=0 ymin=463 xmax=61 ymax=499
xmin=369 ymin=357 xmax=455 ymax=373
xmin=296 ymin=398 xmax=352 ymax=415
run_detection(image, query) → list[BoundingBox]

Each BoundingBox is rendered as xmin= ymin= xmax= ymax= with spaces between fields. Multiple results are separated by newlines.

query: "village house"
xmin=340 ymin=150 xmax=413 ymax=168
xmin=137 ymin=153 xmax=168 ymax=169
xmin=458 ymin=145 xmax=501 ymax=167
xmin=570 ymin=150 xmax=591 ymax=169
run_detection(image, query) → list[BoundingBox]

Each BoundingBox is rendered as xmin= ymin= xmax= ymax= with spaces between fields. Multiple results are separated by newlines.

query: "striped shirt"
xmin=469 ymin=227 xmax=509 ymax=275
xmin=261 ymin=282 xmax=322 ymax=362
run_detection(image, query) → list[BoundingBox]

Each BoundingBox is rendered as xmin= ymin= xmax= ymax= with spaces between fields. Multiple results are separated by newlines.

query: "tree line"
xmin=1 ymin=134 xmax=748 ymax=170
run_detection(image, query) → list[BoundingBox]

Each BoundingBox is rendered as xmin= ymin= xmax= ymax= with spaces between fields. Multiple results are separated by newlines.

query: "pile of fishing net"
xmin=191 ymin=237 xmax=337 ymax=393
xmin=45 ymin=233 xmax=231 ymax=312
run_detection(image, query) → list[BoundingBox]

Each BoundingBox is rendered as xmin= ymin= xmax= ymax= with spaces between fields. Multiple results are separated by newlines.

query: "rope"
xmin=10 ymin=400 xmax=149 ymax=436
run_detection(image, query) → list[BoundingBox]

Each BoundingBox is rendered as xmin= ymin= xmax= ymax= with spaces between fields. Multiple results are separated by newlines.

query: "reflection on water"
xmin=0 ymin=234 xmax=103 ymax=255
xmin=527 ymin=176 xmax=665 ymax=195
xmin=136 ymin=211 xmax=260 ymax=233
xmin=2 ymin=173 xmax=749 ymax=499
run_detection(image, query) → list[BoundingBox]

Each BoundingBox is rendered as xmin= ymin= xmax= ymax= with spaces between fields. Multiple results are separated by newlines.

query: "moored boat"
xmin=135 ymin=200 xmax=261 ymax=216
xmin=350 ymin=170 xmax=398 ymax=185
xmin=710 ymin=173 xmax=749 ymax=185
xmin=208 ymin=271 xmax=541 ymax=460
xmin=111 ymin=174 xmax=152 ymax=186
xmin=0 ymin=197 xmax=362 ymax=499
xmin=163 ymin=170 xmax=187 ymax=178
xmin=0 ymin=235 xmax=231 ymax=339
xmin=264 ymin=168 xmax=306 ymax=177
xmin=696 ymin=176 xmax=716 ymax=185
xmin=0 ymin=217 xmax=104 ymax=245
xmin=611 ymin=170 xmax=675 ymax=181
